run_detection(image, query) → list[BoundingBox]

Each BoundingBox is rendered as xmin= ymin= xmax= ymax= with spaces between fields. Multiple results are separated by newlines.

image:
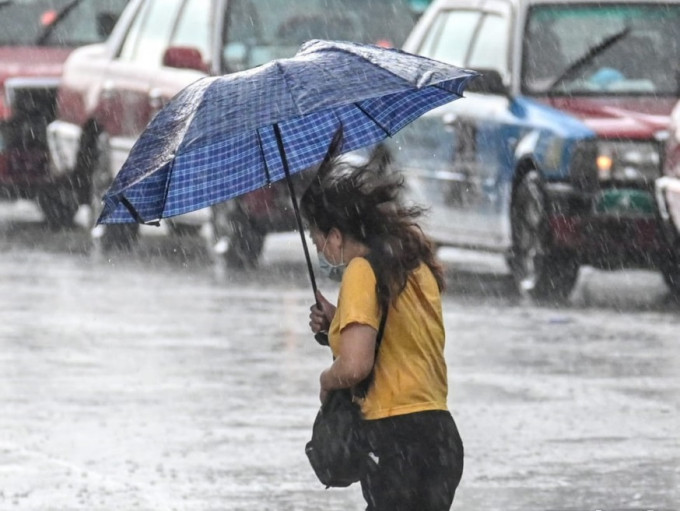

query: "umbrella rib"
xmin=256 ymin=129 xmax=272 ymax=185
xmin=158 ymin=159 xmax=176 ymax=222
xmin=354 ymin=103 xmax=390 ymax=137
xmin=120 ymin=195 xmax=160 ymax=226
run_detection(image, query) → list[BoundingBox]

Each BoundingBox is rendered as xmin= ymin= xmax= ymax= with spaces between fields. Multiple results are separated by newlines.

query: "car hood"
xmin=0 ymin=46 xmax=72 ymax=85
xmin=540 ymin=96 xmax=676 ymax=139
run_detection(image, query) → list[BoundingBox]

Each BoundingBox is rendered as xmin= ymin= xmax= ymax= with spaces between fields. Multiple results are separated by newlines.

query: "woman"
xmin=301 ymin=138 xmax=464 ymax=511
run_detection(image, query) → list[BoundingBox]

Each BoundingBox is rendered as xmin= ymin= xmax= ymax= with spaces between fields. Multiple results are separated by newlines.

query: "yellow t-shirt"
xmin=329 ymin=257 xmax=448 ymax=420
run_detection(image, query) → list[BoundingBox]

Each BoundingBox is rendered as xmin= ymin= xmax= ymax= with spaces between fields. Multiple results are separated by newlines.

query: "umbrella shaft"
xmin=273 ymin=124 xmax=320 ymax=304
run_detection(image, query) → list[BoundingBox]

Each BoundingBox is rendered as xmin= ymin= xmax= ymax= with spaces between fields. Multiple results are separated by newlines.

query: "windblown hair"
xmin=301 ymin=129 xmax=445 ymax=313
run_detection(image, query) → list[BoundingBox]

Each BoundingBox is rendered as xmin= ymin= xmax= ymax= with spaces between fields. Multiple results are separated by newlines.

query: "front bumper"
xmin=545 ymin=182 xmax=666 ymax=268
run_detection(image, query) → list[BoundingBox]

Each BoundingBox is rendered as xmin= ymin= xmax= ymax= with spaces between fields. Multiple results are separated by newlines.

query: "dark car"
xmin=656 ymin=100 xmax=680 ymax=296
xmin=383 ymin=0 xmax=680 ymax=301
xmin=46 ymin=0 xmax=427 ymax=252
xmin=0 ymin=0 xmax=128 ymax=227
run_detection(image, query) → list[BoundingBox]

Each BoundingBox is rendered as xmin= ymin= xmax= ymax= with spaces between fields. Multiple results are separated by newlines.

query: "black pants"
xmin=359 ymin=410 xmax=464 ymax=511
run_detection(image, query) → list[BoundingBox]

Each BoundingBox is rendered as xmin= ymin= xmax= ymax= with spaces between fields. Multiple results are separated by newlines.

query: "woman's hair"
xmin=300 ymin=129 xmax=445 ymax=313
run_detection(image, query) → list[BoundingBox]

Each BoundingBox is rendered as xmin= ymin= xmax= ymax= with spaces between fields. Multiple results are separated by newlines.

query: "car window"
xmin=171 ymin=0 xmax=211 ymax=61
xmin=222 ymin=0 xmax=423 ymax=72
xmin=118 ymin=0 xmax=183 ymax=66
xmin=467 ymin=12 xmax=509 ymax=74
xmin=415 ymin=9 xmax=482 ymax=67
xmin=522 ymin=3 xmax=680 ymax=95
xmin=40 ymin=0 xmax=129 ymax=46
xmin=0 ymin=0 xmax=127 ymax=47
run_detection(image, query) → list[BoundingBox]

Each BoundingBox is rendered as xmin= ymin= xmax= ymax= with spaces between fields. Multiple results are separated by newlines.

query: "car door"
xmin=393 ymin=3 xmax=485 ymax=246
xmin=447 ymin=0 xmax=514 ymax=248
xmin=98 ymin=0 xmax=184 ymax=173
xmin=397 ymin=0 xmax=515 ymax=250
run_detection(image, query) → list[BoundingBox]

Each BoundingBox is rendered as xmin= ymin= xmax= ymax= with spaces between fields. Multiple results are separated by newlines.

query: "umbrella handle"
xmin=274 ymin=124 xmax=329 ymax=347
xmin=314 ymin=331 xmax=329 ymax=346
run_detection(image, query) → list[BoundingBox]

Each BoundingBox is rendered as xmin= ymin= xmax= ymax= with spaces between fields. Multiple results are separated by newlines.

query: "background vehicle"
xmin=656 ymin=100 xmax=680 ymax=296
xmin=0 ymin=0 xmax=128 ymax=228
xmin=47 ymin=0 xmax=428 ymax=253
xmin=383 ymin=0 xmax=680 ymax=301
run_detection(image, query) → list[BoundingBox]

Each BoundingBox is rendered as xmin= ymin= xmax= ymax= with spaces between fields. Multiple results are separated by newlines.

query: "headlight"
xmin=595 ymin=140 xmax=661 ymax=185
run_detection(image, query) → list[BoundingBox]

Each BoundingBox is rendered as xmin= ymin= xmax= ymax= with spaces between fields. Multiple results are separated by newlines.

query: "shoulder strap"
xmin=375 ymin=307 xmax=388 ymax=349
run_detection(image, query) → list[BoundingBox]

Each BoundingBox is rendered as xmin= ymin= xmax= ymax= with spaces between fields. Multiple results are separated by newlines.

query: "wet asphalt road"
xmin=1 ymin=201 xmax=679 ymax=511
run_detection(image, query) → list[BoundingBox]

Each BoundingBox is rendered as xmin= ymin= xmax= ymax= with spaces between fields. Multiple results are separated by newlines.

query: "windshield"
xmin=223 ymin=0 xmax=423 ymax=71
xmin=0 ymin=0 xmax=128 ymax=47
xmin=522 ymin=3 xmax=680 ymax=96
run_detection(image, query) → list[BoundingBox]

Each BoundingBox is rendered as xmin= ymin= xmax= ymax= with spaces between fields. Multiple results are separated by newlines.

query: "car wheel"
xmin=90 ymin=132 xmax=139 ymax=251
xmin=37 ymin=185 xmax=79 ymax=229
xmin=508 ymin=171 xmax=579 ymax=303
xmin=212 ymin=202 xmax=265 ymax=269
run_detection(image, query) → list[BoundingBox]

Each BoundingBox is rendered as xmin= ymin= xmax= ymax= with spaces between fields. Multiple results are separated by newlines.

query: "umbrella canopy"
xmin=98 ymin=39 xmax=476 ymax=225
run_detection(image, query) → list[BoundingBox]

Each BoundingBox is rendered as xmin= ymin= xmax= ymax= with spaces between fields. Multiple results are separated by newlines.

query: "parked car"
xmin=0 ymin=0 xmax=128 ymax=227
xmin=656 ymin=100 xmax=680 ymax=296
xmin=380 ymin=0 xmax=680 ymax=301
xmin=46 ymin=0 xmax=427 ymax=253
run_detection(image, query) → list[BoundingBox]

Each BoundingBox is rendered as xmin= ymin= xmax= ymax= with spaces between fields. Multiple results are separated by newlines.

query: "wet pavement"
xmin=1 ymin=201 xmax=679 ymax=511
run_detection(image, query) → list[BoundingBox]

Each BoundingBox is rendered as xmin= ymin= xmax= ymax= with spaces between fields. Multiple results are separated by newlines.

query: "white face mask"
xmin=318 ymin=236 xmax=346 ymax=282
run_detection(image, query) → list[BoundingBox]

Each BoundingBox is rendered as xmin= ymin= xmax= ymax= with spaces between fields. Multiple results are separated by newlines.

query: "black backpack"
xmin=305 ymin=308 xmax=388 ymax=488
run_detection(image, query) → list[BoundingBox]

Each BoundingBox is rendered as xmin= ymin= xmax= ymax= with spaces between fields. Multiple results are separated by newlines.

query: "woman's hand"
xmin=309 ymin=290 xmax=336 ymax=334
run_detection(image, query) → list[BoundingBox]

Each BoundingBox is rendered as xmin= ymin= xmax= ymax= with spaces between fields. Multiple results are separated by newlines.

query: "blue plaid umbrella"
xmin=99 ymin=39 xmax=475 ymax=224
xmin=98 ymin=39 xmax=475 ymax=325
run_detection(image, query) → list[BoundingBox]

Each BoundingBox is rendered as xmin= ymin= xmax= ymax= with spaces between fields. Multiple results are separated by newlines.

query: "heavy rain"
xmin=2 ymin=0 xmax=680 ymax=510
xmin=2 ymin=201 xmax=679 ymax=510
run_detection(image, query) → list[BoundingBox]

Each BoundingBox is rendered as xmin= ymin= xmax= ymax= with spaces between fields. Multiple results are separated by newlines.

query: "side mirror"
xmin=96 ymin=12 xmax=118 ymax=39
xmin=465 ymin=68 xmax=508 ymax=96
xmin=162 ymin=46 xmax=208 ymax=73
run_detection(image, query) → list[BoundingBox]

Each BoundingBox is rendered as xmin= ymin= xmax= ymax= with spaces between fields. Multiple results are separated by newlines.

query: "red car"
xmin=656 ymin=101 xmax=680 ymax=296
xmin=0 ymin=0 xmax=128 ymax=227
xmin=46 ymin=0 xmax=426 ymax=253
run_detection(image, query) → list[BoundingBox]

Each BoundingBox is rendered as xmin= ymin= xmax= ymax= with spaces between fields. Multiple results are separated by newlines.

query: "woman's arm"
xmin=319 ymin=323 xmax=377 ymax=402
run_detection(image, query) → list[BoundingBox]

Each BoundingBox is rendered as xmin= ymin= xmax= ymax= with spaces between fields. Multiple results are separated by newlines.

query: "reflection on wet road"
xmin=1 ymin=202 xmax=678 ymax=510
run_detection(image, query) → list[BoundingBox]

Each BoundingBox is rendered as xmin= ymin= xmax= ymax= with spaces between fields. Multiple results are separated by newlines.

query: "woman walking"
xmin=302 ymin=135 xmax=464 ymax=510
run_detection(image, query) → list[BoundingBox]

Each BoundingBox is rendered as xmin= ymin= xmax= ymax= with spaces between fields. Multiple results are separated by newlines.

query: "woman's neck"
xmin=343 ymin=237 xmax=369 ymax=261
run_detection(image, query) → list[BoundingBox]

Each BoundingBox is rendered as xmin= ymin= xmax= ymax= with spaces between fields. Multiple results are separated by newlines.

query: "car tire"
xmin=212 ymin=202 xmax=265 ymax=269
xmin=37 ymin=185 xmax=78 ymax=229
xmin=508 ymin=171 xmax=579 ymax=303
xmin=90 ymin=132 xmax=139 ymax=251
